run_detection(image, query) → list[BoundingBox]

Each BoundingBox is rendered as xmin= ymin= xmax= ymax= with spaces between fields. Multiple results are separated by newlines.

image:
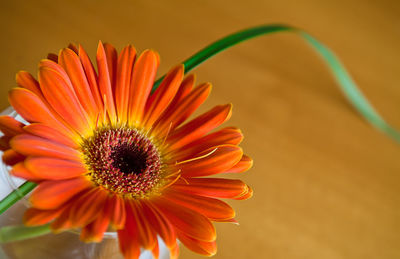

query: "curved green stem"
xmin=154 ymin=24 xmax=400 ymax=142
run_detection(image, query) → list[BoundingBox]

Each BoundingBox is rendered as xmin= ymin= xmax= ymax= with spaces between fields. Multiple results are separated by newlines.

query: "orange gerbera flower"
xmin=0 ymin=42 xmax=252 ymax=259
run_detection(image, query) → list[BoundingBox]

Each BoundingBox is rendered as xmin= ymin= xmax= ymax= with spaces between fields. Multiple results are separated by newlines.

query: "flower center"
xmin=110 ymin=144 xmax=148 ymax=176
xmin=81 ymin=127 xmax=162 ymax=198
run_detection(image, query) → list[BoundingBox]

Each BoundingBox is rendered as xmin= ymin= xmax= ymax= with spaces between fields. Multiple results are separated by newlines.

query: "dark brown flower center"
xmin=110 ymin=144 xmax=148 ymax=176
xmin=81 ymin=127 xmax=162 ymax=197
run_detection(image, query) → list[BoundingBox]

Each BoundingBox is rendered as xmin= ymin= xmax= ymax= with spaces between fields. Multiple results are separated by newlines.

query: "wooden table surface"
xmin=0 ymin=1 xmax=399 ymax=258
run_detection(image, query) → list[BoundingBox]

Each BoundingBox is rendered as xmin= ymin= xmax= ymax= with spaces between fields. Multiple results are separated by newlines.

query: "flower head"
xmin=0 ymin=42 xmax=253 ymax=258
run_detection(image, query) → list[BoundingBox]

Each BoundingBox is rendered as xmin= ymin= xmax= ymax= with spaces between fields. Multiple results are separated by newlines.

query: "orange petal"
xmin=233 ymin=185 xmax=253 ymax=200
xmin=117 ymin=202 xmax=141 ymax=259
xmin=160 ymin=74 xmax=195 ymax=114
xmin=175 ymin=145 xmax=243 ymax=177
xmin=23 ymin=123 xmax=78 ymax=149
xmin=152 ymin=82 xmax=210 ymax=138
xmin=131 ymin=201 xmax=157 ymax=250
xmin=2 ymin=149 xmax=25 ymax=166
xmin=115 ymin=45 xmax=136 ymax=123
xmin=80 ymin=216 xmax=110 ymax=243
xmin=178 ymin=232 xmax=217 ymax=256
xmin=0 ymin=116 xmax=24 ymax=136
xmin=58 ymin=48 xmax=98 ymax=121
xmin=17 ymin=68 xmax=74 ymax=117
xmin=30 ymin=176 xmax=92 ymax=210
xmin=166 ymin=104 xmax=231 ymax=152
xmin=8 ymin=88 xmax=46 ymax=123
xmin=163 ymin=190 xmax=235 ymax=221
xmin=97 ymin=41 xmax=117 ymax=124
xmin=173 ymin=127 xmax=243 ymax=161
xmin=50 ymin=203 xmax=74 ymax=232
xmin=128 ymin=50 xmax=159 ymax=125
xmin=153 ymin=196 xmax=216 ymax=242
xmin=219 ymin=218 xmax=239 ymax=224
xmin=109 ymin=194 xmax=126 ymax=229
xmin=151 ymin=240 xmax=160 ymax=259
xmin=38 ymin=64 xmax=90 ymax=134
xmin=103 ymin=43 xmax=118 ymax=91
xmin=177 ymin=231 xmax=217 ymax=257
xmin=16 ymin=71 xmax=42 ymax=98
xmin=25 ymin=157 xmax=87 ymax=180
xmin=11 ymin=134 xmax=81 ymax=161
xmin=23 ymin=207 xmax=64 ymax=226
xmin=8 ymin=88 xmax=76 ymax=139
xmin=80 ymin=198 xmax=111 ymax=242
xmin=169 ymin=242 xmax=180 ymax=259
xmin=10 ymin=162 xmax=41 ymax=181
xmin=68 ymin=187 xmax=108 ymax=227
xmin=152 ymin=74 xmax=195 ymax=135
xmin=171 ymin=178 xmax=248 ymax=199
xmin=142 ymin=201 xmax=176 ymax=248
xmin=225 ymin=154 xmax=253 ymax=173
xmin=142 ymin=65 xmax=184 ymax=128
xmin=79 ymin=45 xmax=104 ymax=117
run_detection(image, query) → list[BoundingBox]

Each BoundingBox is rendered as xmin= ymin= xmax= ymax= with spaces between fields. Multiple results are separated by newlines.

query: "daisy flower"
xmin=0 ymin=42 xmax=253 ymax=259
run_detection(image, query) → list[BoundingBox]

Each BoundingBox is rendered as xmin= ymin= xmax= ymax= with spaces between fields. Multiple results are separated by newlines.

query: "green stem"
xmin=153 ymin=24 xmax=400 ymax=142
xmin=0 ymin=181 xmax=36 ymax=215
xmin=153 ymin=25 xmax=292 ymax=90
xmin=0 ymin=224 xmax=51 ymax=243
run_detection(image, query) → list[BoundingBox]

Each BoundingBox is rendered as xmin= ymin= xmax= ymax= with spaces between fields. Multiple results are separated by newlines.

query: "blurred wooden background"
xmin=0 ymin=0 xmax=399 ymax=258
